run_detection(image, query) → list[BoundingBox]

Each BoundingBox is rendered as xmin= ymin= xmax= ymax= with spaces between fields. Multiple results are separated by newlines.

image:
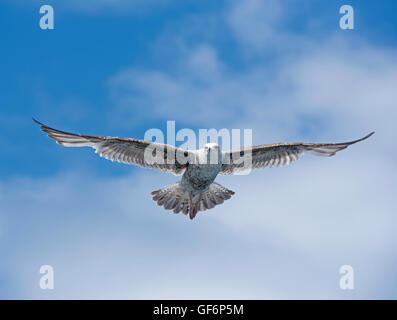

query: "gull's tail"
xmin=151 ymin=182 xmax=235 ymax=220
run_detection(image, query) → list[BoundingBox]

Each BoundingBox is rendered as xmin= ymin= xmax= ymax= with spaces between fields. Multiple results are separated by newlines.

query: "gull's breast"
xmin=182 ymin=163 xmax=221 ymax=192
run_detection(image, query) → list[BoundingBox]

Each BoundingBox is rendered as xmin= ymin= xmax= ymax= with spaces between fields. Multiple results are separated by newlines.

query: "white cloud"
xmin=105 ymin=0 xmax=397 ymax=145
xmin=108 ymin=38 xmax=397 ymax=146
xmin=1 ymin=154 xmax=395 ymax=299
xmin=227 ymin=0 xmax=285 ymax=50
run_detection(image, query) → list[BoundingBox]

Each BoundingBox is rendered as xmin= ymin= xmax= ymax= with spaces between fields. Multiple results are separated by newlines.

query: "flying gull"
xmin=33 ymin=119 xmax=374 ymax=220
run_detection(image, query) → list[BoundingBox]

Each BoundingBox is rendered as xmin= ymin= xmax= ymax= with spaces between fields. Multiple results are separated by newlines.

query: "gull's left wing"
xmin=220 ymin=132 xmax=374 ymax=174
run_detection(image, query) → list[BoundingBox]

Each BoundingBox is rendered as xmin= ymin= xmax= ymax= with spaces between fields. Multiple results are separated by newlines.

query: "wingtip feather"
xmin=32 ymin=117 xmax=43 ymax=126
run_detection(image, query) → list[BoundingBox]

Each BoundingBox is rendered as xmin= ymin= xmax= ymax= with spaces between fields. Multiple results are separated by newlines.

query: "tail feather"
xmin=151 ymin=182 xmax=235 ymax=220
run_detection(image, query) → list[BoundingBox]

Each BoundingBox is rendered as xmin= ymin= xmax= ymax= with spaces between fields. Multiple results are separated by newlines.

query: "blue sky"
xmin=1 ymin=0 xmax=397 ymax=299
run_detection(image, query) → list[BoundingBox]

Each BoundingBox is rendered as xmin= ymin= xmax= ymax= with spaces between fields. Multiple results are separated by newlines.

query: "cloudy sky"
xmin=1 ymin=0 xmax=396 ymax=299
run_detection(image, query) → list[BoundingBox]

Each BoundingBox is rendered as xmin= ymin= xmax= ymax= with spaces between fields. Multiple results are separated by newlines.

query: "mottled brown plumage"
xmin=220 ymin=132 xmax=374 ymax=174
xmin=33 ymin=118 xmax=190 ymax=175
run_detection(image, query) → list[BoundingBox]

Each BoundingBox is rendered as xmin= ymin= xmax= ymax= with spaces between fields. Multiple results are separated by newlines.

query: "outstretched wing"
xmin=34 ymin=119 xmax=193 ymax=175
xmin=220 ymin=132 xmax=374 ymax=174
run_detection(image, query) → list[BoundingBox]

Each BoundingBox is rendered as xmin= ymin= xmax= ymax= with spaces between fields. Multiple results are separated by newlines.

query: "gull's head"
xmin=204 ymin=143 xmax=219 ymax=152
xmin=202 ymin=143 xmax=221 ymax=165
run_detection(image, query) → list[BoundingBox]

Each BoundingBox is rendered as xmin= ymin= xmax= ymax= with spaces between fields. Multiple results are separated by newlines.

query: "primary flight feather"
xmin=33 ymin=118 xmax=374 ymax=220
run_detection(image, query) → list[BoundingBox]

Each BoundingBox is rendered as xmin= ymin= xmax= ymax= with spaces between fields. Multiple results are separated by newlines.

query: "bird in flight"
xmin=33 ymin=118 xmax=374 ymax=220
